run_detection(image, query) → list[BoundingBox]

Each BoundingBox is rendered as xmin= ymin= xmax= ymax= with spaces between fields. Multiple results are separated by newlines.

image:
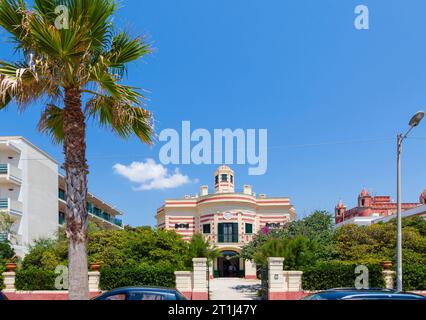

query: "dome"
xmin=216 ymin=165 xmax=233 ymax=172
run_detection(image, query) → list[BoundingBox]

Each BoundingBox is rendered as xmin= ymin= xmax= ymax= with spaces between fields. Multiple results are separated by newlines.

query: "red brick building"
xmin=335 ymin=188 xmax=426 ymax=224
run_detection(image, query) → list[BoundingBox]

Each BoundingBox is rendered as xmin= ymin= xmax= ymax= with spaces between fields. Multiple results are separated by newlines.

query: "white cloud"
xmin=113 ymin=159 xmax=195 ymax=191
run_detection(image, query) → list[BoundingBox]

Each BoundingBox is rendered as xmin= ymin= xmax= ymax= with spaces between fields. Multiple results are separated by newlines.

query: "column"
xmin=267 ymin=257 xmax=285 ymax=300
xmin=192 ymin=258 xmax=208 ymax=300
xmin=175 ymin=271 xmax=193 ymax=300
xmin=245 ymin=260 xmax=257 ymax=280
xmin=88 ymin=271 xmax=101 ymax=292
xmin=2 ymin=272 xmax=16 ymax=292
xmin=383 ymin=270 xmax=396 ymax=290
xmin=285 ymin=271 xmax=303 ymax=292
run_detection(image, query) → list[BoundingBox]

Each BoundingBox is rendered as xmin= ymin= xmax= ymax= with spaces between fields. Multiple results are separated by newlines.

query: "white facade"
xmin=0 ymin=136 xmax=123 ymax=257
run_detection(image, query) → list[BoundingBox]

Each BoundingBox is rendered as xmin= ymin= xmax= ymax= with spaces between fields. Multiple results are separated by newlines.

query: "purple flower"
xmin=261 ymin=226 xmax=270 ymax=235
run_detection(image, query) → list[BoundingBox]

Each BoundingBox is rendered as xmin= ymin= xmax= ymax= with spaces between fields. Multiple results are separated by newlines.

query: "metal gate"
xmin=260 ymin=266 xmax=269 ymax=300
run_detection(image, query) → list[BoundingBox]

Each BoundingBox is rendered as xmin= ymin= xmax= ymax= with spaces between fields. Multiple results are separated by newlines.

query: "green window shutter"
xmin=218 ymin=223 xmax=224 ymax=242
xmin=232 ymin=223 xmax=238 ymax=243
xmin=245 ymin=223 xmax=253 ymax=234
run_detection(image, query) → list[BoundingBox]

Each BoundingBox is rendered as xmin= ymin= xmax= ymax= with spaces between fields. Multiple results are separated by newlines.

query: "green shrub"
xmin=0 ymin=265 xmax=4 ymax=290
xmin=302 ymin=263 xmax=385 ymax=291
xmin=0 ymin=241 xmax=15 ymax=261
xmin=402 ymin=265 xmax=426 ymax=291
xmin=100 ymin=265 xmax=176 ymax=291
xmin=15 ymin=268 xmax=57 ymax=291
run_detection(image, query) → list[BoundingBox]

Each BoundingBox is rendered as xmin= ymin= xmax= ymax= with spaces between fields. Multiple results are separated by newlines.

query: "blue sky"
xmin=1 ymin=0 xmax=426 ymax=226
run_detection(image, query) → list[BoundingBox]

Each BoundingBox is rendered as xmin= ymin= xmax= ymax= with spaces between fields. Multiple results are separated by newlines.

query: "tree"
xmin=0 ymin=0 xmax=154 ymax=299
xmin=0 ymin=211 xmax=16 ymax=235
xmin=241 ymin=210 xmax=336 ymax=263
xmin=0 ymin=241 xmax=15 ymax=263
xmin=187 ymin=234 xmax=221 ymax=268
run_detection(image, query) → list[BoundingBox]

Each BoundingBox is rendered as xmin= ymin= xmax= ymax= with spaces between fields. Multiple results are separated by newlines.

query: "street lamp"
xmin=396 ymin=111 xmax=424 ymax=292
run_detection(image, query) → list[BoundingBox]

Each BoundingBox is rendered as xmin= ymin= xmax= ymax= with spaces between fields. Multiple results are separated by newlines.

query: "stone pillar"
xmin=88 ymin=271 xmax=101 ymax=292
xmin=175 ymin=271 xmax=193 ymax=300
xmin=245 ymin=260 xmax=257 ymax=280
xmin=268 ymin=257 xmax=285 ymax=300
xmin=383 ymin=270 xmax=396 ymax=290
xmin=192 ymin=258 xmax=208 ymax=300
xmin=2 ymin=272 xmax=16 ymax=292
xmin=285 ymin=271 xmax=303 ymax=292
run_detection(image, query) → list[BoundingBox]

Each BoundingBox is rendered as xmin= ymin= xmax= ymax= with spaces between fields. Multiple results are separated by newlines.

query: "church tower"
xmin=214 ymin=165 xmax=235 ymax=194
xmin=358 ymin=188 xmax=373 ymax=207
xmin=420 ymin=190 xmax=426 ymax=205
xmin=335 ymin=200 xmax=347 ymax=224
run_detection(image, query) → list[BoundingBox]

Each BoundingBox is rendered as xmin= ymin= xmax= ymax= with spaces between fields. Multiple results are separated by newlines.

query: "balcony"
xmin=204 ymin=233 xmax=254 ymax=245
xmin=0 ymin=198 xmax=23 ymax=216
xmin=0 ymin=164 xmax=22 ymax=185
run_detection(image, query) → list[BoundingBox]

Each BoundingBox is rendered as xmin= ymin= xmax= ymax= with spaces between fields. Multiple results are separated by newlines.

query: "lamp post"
xmin=396 ymin=111 xmax=424 ymax=292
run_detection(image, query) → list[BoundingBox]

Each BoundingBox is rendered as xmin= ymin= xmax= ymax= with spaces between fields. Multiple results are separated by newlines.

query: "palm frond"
xmin=0 ymin=0 xmax=27 ymax=43
xmin=85 ymin=93 xmax=154 ymax=144
xmin=38 ymin=103 xmax=64 ymax=143
xmin=0 ymin=60 xmax=41 ymax=108
xmin=105 ymin=32 xmax=152 ymax=79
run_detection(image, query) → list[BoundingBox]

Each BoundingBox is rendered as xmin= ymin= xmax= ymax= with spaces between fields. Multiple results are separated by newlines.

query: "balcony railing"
xmin=0 ymin=163 xmax=22 ymax=184
xmin=59 ymin=192 xmax=122 ymax=228
xmin=203 ymin=233 xmax=254 ymax=244
xmin=0 ymin=232 xmax=7 ymax=243
xmin=0 ymin=198 xmax=23 ymax=215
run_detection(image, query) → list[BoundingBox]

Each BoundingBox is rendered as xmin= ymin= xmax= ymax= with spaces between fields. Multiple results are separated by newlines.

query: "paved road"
xmin=209 ymin=278 xmax=262 ymax=300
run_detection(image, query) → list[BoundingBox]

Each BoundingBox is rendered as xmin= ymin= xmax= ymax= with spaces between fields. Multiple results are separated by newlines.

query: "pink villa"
xmin=335 ymin=188 xmax=426 ymax=225
xmin=156 ymin=165 xmax=296 ymax=279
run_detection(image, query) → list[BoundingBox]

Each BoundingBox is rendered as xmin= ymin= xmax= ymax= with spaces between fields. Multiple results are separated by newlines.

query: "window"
xmin=230 ymin=175 xmax=234 ymax=183
xmin=215 ymin=175 xmax=219 ymax=184
xmin=245 ymin=223 xmax=253 ymax=234
xmin=105 ymin=294 xmax=126 ymax=301
xmin=58 ymin=212 xmax=65 ymax=225
xmin=127 ymin=292 xmax=166 ymax=301
xmin=218 ymin=223 xmax=238 ymax=243
xmin=221 ymin=174 xmax=228 ymax=182
xmin=58 ymin=189 xmax=66 ymax=201
xmin=203 ymin=224 xmax=211 ymax=234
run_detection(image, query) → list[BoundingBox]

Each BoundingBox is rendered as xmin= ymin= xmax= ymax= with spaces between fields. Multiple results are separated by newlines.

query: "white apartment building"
xmin=0 ymin=136 xmax=123 ymax=257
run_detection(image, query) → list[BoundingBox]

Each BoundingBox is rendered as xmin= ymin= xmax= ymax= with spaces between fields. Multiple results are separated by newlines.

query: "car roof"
xmin=103 ymin=287 xmax=178 ymax=294
xmin=309 ymin=289 xmax=399 ymax=299
xmin=342 ymin=293 xmax=426 ymax=300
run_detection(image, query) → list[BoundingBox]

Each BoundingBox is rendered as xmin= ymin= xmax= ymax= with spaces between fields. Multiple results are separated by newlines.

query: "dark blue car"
xmin=0 ymin=292 xmax=7 ymax=300
xmin=303 ymin=288 xmax=426 ymax=300
xmin=93 ymin=287 xmax=187 ymax=301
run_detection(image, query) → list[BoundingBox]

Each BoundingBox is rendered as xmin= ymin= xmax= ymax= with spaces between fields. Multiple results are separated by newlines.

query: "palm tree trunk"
xmin=63 ymin=87 xmax=89 ymax=300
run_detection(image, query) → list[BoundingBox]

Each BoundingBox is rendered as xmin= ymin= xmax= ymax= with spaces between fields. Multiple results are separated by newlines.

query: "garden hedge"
xmin=401 ymin=265 xmax=426 ymax=291
xmin=15 ymin=268 xmax=57 ymax=291
xmin=100 ymin=265 xmax=176 ymax=291
xmin=302 ymin=263 xmax=385 ymax=291
xmin=0 ymin=266 xmax=4 ymax=290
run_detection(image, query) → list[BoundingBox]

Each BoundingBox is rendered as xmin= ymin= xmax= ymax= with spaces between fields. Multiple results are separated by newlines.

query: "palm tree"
xmin=0 ymin=0 xmax=154 ymax=300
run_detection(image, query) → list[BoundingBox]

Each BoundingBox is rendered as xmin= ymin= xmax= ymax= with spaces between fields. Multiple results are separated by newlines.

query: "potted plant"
xmin=381 ymin=261 xmax=392 ymax=270
xmin=90 ymin=262 xmax=102 ymax=272
xmin=5 ymin=256 xmax=18 ymax=272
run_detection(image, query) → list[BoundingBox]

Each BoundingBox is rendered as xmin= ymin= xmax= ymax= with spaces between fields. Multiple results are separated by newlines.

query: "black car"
xmin=303 ymin=288 xmax=426 ymax=300
xmin=93 ymin=287 xmax=187 ymax=301
xmin=0 ymin=292 xmax=8 ymax=300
